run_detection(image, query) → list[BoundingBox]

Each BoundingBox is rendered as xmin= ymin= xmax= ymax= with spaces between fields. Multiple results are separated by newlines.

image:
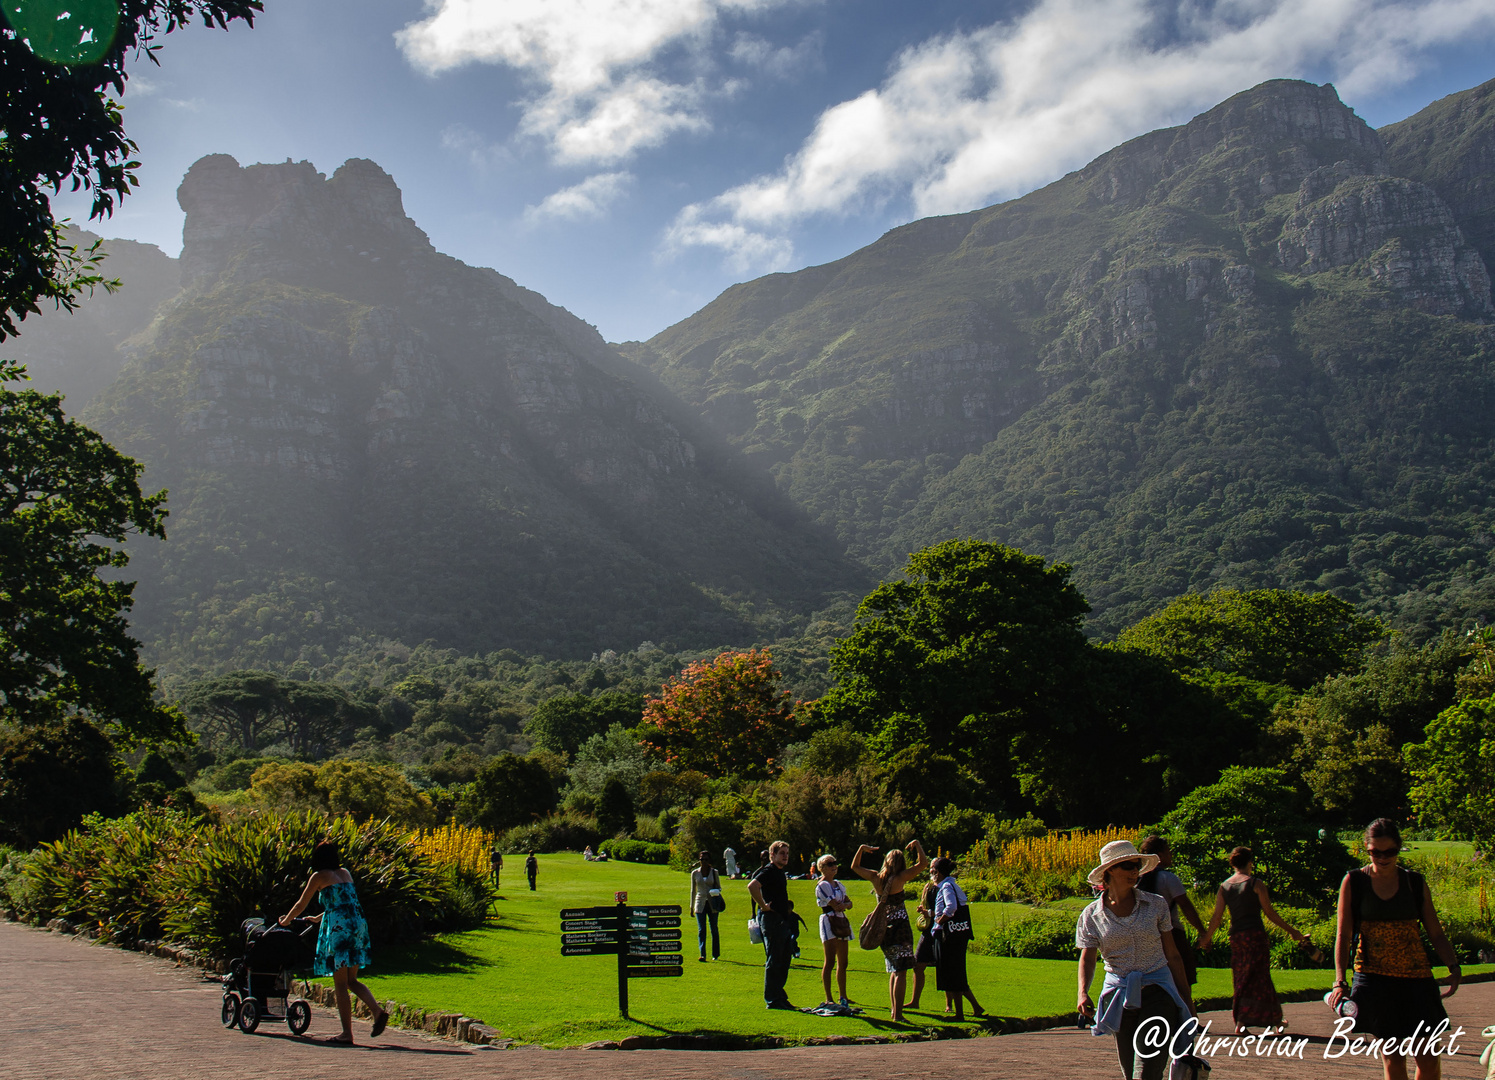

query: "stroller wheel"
xmin=287 ymin=1000 xmax=311 ymax=1036
xmin=220 ymin=993 xmax=241 ymax=1029
xmin=239 ymin=997 xmax=262 ymax=1034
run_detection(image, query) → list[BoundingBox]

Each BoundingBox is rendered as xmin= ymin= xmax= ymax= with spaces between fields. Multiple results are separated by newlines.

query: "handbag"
xmin=827 ymin=912 xmax=852 ymax=939
xmin=707 ymin=870 xmax=726 ymax=912
xmin=940 ymin=903 xmax=974 ymax=943
xmin=857 ymin=888 xmax=890 ymax=951
xmin=747 ymin=915 xmax=763 ymax=944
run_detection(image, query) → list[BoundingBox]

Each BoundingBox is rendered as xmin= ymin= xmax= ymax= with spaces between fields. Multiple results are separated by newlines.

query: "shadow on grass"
xmin=375 ymin=936 xmax=488 ymax=978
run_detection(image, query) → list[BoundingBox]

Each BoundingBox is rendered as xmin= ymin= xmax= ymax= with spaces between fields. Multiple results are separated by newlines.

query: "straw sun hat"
xmin=1086 ymin=840 xmax=1160 ymax=889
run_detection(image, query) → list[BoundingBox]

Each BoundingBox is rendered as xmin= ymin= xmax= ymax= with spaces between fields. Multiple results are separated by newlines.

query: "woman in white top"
xmin=1076 ymin=840 xmax=1196 ymax=1080
xmin=814 ymin=854 xmax=853 ymax=1007
xmin=688 ymin=851 xmax=723 ymax=961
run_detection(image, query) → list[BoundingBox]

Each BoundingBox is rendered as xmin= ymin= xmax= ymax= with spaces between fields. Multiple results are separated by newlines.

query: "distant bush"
xmin=600 ymin=839 xmax=671 ymax=864
xmin=978 ymin=909 xmax=1078 ymax=960
xmin=500 ymin=809 xmax=601 ymax=854
xmin=248 ymin=760 xmax=433 ymax=826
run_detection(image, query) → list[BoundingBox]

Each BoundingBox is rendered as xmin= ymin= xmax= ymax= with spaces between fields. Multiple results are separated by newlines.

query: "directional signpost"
xmin=558 ymin=893 xmax=682 ymax=1016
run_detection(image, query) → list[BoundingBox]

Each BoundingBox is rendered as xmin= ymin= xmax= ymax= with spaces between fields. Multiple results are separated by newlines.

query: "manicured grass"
xmin=346 ymin=858 xmax=1375 ymax=1047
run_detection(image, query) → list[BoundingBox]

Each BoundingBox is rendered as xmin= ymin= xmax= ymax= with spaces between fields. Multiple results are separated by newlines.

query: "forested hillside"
xmin=72 ymin=156 xmax=867 ymax=670
xmin=622 ymin=78 xmax=1495 ymax=637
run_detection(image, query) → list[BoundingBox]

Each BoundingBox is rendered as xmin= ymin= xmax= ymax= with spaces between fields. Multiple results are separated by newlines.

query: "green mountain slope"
xmin=623 ymin=79 xmax=1495 ymax=635
xmin=84 ymin=156 xmax=867 ymax=670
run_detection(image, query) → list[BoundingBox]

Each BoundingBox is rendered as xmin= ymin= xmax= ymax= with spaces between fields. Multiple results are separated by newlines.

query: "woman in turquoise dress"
xmin=280 ymin=841 xmax=388 ymax=1045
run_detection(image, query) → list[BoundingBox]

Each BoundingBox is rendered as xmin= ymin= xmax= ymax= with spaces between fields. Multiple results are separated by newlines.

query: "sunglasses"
xmin=1111 ymin=860 xmax=1143 ymax=872
xmin=1367 ymin=845 xmax=1401 ymax=859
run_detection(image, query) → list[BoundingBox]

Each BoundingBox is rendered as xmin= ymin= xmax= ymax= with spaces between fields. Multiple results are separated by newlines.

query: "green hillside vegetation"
xmin=623 ymin=78 xmax=1495 ymax=637
xmin=79 ymin=157 xmax=868 ymax=673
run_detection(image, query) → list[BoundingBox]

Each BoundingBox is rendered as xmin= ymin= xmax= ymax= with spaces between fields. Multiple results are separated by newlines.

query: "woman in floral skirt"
xmin=1198 ymin=846 xmax=1312 ymax=1034
xmin=851 ymin=839 xmax=928 ymax=1023
xmin=280 ymin=840 xmax=389 ymax=1045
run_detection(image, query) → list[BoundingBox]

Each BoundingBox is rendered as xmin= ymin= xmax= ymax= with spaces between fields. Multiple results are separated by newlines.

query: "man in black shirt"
xmin=747 ymin=840 xmax=795 ymax=1008
xmin=525 ymin=851 xmax=538 ymax=891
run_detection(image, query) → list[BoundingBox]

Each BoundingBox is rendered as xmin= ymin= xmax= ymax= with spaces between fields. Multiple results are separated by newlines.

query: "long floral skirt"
xmin=1230 ymin=928 xmax=1282 ymax=1028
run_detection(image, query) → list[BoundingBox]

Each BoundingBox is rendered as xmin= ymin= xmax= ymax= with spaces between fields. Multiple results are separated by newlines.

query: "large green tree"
xmin=1405 ymin=696 xmax=1495 ymax=853
xmin=823 ymin=539 xmax=1091 ymax=761
xmin=1116 ymin=588 xmax=1386 ymax=691
xmin=0 ymin=362 xmax=181 ymax=743
xmin=0 ymin=0 xmax=261 ymax=338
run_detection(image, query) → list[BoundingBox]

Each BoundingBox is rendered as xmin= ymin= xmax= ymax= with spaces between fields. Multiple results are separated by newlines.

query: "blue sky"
xmin=48 ymin=0 xmax=1495 ymax=343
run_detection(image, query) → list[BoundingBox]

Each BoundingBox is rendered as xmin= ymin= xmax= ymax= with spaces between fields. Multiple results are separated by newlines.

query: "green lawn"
xmin=348 ymin=858 xmax=1366 ymax=1047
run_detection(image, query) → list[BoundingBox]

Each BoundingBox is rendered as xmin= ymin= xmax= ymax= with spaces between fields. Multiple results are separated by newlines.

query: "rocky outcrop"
xmin=1078 ymin=80 xmax=1387 ymax=213
xmin=1276 ymin=175 xmax=1492 ymax=316
xmin=89 ymin=155 xmax=864 ymax=664
xmin=1381 ymin=77 xmax=1495 ymax=277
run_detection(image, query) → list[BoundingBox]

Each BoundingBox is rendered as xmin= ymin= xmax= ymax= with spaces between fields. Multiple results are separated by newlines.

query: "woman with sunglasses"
xmin=1327 ymin=818 xmax=1460 ymax=1080
xmin=1198 ymin=846 xmax=1312 ymax=1035
xmin=1076 ymin=840 xmax=1195 ymax=1080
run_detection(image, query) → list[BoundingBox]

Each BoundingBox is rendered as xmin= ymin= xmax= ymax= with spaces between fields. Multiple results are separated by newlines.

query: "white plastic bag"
xmin=747 ymin=916 xmax=763 ymax=944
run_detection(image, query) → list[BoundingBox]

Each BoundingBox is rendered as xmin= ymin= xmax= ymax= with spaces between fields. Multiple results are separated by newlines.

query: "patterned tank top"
xmin=1352 ymin=867 xmax=1431 ymax=978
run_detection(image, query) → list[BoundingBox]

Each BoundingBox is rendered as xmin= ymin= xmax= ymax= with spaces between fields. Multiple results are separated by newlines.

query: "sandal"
xmin=370 ymin=1011 xmax=389 ymax=1038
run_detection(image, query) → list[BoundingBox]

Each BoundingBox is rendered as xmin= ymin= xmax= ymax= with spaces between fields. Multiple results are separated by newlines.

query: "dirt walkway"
xmin=3 ymin=920 xmax=1491 ymax=1080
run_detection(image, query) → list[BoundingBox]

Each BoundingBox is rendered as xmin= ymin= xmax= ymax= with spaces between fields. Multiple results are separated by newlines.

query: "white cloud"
xmin=729 ymin=30 xmax=823 ymax=79
xmin=661 ymin=204 xmax=795 ymax=273
xmin=396 ymin=0 xmax=798 ymax=165
xmin=524 ymin=172 xmax=635 ymax=223
xmin=669 ymin=0 xmax=1495 ymax=271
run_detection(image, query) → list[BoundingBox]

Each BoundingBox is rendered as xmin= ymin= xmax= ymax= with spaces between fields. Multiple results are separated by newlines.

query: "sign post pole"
xmin=615 ymin=893 xmax=628 ymax=1017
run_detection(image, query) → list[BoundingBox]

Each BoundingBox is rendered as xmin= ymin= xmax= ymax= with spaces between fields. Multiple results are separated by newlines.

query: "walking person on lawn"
xmin=1138 ymin=835 xmax=1203 ymax=987
xmin=814 ymin=854 xmax=854 ymax=1008
xmin=1327 ymin=818 xmax=1461 ymax=1080
xmin=931 ymin=856 xmax=983 ymax=1021
xmin=747 ymin=840 xmax=797 ymax=1009
xmin=525 ymin=850 xmax=538 ymax=891
xmin=489 ymin=847 xmax=503 ymax=889
xmin=689 ymin=850 xmax=723 ymax=962
xmin=279 ymin=840 xmax=389 ymax=1046
xmin=1076 ymin=840 xmax=1196 ymax=1080
xmin=1198 ymin=846 xmax=1313 ymax=1035
xmin=850 ymin=838 xmax=928 ymax=1023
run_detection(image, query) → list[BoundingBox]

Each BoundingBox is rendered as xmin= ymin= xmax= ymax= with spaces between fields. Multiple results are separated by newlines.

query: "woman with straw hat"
xmin=1076 ymin=840 xmax=1196 ymax=1080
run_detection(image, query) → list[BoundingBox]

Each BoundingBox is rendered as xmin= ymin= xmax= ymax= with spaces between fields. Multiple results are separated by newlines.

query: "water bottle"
xmin=1324 ymin=989 xmax=1358 ymax=1018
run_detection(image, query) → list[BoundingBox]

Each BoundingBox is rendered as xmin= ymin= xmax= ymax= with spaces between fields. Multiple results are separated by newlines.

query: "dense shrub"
xmin=1161 ymin=767 xmax=1355 ymax=907
xmin=600 ymin=839 xmax=671 ymax=864
xmin=247 ymin=760 xmax=433 ymax=825
xmin=597 ymin=777 xmax=635 ymax=839
xmin=977 ymin=909 xmax=1078 ymax=960
xmin=499 ymin=809 xmax=601 ymax=854
xmin=461 ymin=752 xmax=557 ymax=832
xmin=0 ymin=717 xmax=133 ymax=846
xmin=21 ymin=809 xmax=446 ymax=960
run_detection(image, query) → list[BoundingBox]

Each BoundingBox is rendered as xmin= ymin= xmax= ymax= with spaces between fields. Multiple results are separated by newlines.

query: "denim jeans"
xmin=761 ymin=910 xmax=794 ymax=1005
xmin=696 ymin=909 xmax=720 ymax=958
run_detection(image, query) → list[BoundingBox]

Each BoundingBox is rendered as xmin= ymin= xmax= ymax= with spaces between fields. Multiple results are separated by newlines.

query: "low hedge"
xmin=600 ymin=838 xmax=672 ymax=864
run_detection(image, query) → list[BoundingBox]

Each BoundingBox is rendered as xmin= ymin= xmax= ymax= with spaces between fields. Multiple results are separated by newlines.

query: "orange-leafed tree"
xmin=639 ymin=649 xmax=799 ymax=779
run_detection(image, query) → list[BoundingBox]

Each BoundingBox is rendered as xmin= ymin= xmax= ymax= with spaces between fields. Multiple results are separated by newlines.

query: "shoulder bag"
xmin=858 ymin=885 xmax=890 ymax=951
xmin=709 ymin=869 xmax=726 ymax=913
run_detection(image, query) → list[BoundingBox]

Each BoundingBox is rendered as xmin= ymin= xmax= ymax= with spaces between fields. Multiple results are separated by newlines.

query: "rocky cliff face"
xmin=88 ymin=156 xmax=864 ymax=668
xmin=1382 ymin=77 xmax=1495 ymax=281
xmin=625 ymin=78 xmax=1495 ymax=634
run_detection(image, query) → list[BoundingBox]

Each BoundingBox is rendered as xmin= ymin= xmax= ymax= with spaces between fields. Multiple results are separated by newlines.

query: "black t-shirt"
xmin=755 ymin=864 xmax=790 ymax=913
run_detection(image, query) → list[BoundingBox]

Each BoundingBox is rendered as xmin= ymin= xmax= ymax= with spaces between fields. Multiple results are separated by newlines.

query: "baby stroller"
xmin=221 ymin=917 xmax=317 ymax=1035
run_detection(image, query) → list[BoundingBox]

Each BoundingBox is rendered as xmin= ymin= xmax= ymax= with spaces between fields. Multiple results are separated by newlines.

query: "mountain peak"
xmin=177 ymin=154 xmax=434 ymax=289
xmin=1077 ymin=79 xmax=1385 ymax=212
